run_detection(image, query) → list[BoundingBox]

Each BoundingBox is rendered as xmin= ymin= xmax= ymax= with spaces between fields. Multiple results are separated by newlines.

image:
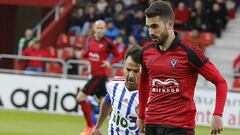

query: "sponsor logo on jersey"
xmin=151 ymin=78 xmax=180 ymax=93
xmin=112 ymin=110 xmax=138 ymax=131
xmin=89 ymin=52 xmax=100 ymax=61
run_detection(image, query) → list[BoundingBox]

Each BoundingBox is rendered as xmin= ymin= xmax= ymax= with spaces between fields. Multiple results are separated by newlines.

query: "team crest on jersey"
xmin=170 ymin=59 xmax=178 ymax=69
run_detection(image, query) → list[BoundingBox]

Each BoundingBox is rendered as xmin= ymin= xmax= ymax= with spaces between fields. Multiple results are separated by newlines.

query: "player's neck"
xmin=94 ymin=34 xmax=104 ymax=41
xmin=159 ymin=32 xmax=175 ymax=51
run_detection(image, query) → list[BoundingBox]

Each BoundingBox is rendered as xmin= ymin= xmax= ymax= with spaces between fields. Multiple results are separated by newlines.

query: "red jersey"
xmin=22 ymin=47 xmax=49 ymax=67
xmin=139 ymin=35 xmax=228 ymax=129
xmin=83 ymin=37 xmax=121 ymax=76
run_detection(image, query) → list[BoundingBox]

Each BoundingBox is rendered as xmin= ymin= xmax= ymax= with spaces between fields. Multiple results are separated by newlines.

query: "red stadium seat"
xmin=200 ymin=32 xmax=215 ymax=46
xmin=14 ymin=59 xmax=26 ymax=70
xmin=56 ymin=33 xmax=70 ymax=47
xmin=73 ymin=36 xmax=86 ymax=49
xmin=46 ymin=62 xmax=62 ymax=73
xmin=232 ymin=78 xmax=240 ymax=91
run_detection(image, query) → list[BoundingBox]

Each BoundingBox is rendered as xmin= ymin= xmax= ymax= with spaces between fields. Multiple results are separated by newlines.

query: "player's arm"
xmin=198 ymin=61 xmax=227 ymax=134
xmin=93 ymin=94 xmax=112 ymax=135
xmin=137 ymin=61 xmax=150 ymax=133
xmin=186 ymin=45 xmax=227 ymax=134
xmin=107 ymin=39 xmax=121 ymax=65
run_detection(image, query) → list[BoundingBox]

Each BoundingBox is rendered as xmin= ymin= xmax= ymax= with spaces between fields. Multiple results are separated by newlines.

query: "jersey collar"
xmin=155 ymin=31 xmax=180 ymax=52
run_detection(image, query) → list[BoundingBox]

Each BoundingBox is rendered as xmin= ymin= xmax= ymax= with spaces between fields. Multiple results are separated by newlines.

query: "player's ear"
xmin=166 ymin=20 xmax=174 ymax=30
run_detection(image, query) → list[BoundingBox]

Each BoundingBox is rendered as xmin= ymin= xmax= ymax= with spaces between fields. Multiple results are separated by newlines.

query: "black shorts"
xmin=82 ymin=76 xmax=108 ymax=98
xmin=145 ymin=124 xmax=195 ymax=135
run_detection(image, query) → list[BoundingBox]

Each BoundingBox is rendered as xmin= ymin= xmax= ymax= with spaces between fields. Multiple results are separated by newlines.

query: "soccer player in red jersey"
xmin=76 ymin=20 xmax=121 ymax=135
xmin=137 ymin=1 xmax=228 ymax=135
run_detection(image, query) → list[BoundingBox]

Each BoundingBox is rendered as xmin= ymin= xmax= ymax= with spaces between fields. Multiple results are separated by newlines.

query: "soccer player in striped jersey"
xmin=92 ymin=45 xmax=142 ymax=135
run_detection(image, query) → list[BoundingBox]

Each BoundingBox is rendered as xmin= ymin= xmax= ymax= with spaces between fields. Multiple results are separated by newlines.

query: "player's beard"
xmin=126 ymin=77 xmax=137 ymax=91
xmin=153 ymin=27 xmax=169 ymax=46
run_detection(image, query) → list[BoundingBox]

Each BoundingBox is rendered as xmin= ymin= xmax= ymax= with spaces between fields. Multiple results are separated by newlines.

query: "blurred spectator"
xmin=126 ymin=0 xmax=145 ymax=12
xmin=202 ymin=0 xmax=215 ymax=14
xmin=122 ymin=0 xmax=133 ymax=6
xmin=18 ymin=28 xmax=36 ymax=55
xmin=189 ymin=0 xmax=207 ymax=31
xmin=104 ymin=17 xmax=121 ymax=40
xmin=85 ymin=5 xmax=99 ymax=23
xmin=130 ymin=10 xmax=145 ymax=43
xmin=68 ymin=7 xmax=90 ymax=36
xmin=128 ymin=35 xmax=138 ymax=46
xmin=174 ymin=2 xmax=190 ymax=30
xmin=115 ymin=13 xmax=128 ymax=29
xmin=216 ymin=0 xmax=228 ymax=29
xmin=226 ymin=0 xmax=237 ymax=20
xmin=207 ymin=3 xmax=224 ymax=38
xmin=114 ymin=0 xmax=125 ymax=14
xmin=96 ymin=0 xmax=108 ymax=14
xmin=103 ymin=1 xmax=116 ymax=18
xmin=22 ymin=40 xmax=49 ymax=72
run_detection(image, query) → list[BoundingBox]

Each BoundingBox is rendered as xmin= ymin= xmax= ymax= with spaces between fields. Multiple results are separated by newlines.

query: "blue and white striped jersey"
xmin=106 ymin=80 xmax=139 ymax=135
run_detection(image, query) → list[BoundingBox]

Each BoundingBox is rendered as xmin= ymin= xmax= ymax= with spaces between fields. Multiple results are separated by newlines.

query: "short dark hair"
xmin=124 ymin=45 xmax=142 ymax=64
xmin=145 ymin=0 xmax=174 ymax=22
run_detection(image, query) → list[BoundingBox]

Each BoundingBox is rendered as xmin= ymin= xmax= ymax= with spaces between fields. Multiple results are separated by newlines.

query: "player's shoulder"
xmin=179 ymin=38 xmax=202 ymax=52
xmin=179 ymin=38 xmax=208 ymax=68
xmin=103 ymin=37 xmax=116 ymax=49
xmin=106 ymin=76 xmax=124 ymax=89
xmin=111 ymin=76 xmax=125 ymax=81
xmin=141 ymin=41 xmax=155 ymax=50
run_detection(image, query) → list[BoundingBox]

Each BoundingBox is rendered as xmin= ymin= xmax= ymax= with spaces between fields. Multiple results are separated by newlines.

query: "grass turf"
xmin=0 ymin=109 xmax=239 ymax=135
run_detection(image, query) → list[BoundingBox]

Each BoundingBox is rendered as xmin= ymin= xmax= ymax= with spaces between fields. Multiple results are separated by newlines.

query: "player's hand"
xmin=137 ymin=118 xmax=145 ymax=133
xmin=211 ymin=115 xmax=223 ymax=135
xmin=92 ymin=128 xmax=103 ymax=135
xmin=101 ymin=61 xmax=111 ymax=68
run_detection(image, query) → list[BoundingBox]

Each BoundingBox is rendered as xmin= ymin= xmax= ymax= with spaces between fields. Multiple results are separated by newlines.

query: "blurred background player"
xmin=92 ymin=45 xmax=142 ymax=135
xmin=76 ymin=19 xmax=121 ymax=135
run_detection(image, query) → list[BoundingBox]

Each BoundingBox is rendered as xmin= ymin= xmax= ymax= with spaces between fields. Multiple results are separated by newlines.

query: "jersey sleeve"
xmin=183 ymin=43 xmax=228 ymax=117
xmin=138 ymin=52 xmax=150 ymax=119
xmin=106 ymin=81 xmax=114 ymax=96
xmin=184 ymin=44 xmax=209 ymax=69
xmin=198 ymin=61 xmax=228 ymax=117
xmin=106 ymin=81 xmax=119 ymax=99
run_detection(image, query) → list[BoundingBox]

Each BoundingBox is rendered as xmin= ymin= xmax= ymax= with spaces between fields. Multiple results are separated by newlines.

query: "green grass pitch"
xmin=0 ymin=109 xmax=239 ymax=135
